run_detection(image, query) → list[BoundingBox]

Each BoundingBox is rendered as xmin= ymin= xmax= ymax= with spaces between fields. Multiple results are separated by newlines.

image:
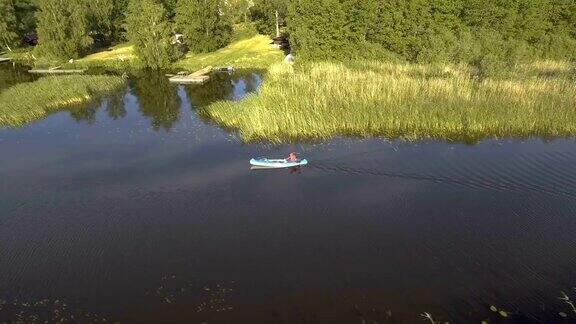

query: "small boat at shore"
xmin=250 ymin=158 xmax=308 ymax=169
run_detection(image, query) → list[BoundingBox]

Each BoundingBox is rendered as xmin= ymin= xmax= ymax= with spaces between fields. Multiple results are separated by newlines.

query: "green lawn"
xmin=174 ymin=34 xmax=283 ymax=72
xmin=67 ymin=43 xmax=137 ymax=70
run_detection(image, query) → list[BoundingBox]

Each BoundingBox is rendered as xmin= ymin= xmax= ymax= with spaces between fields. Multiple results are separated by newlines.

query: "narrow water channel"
xmin=0 ymin=63 xmax=39 ymax=91
xmin=1 ymin=69 xmax=575 ymax=323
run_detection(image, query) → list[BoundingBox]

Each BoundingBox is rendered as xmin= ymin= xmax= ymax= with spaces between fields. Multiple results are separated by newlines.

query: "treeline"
xmin=2 ymin=0 xmax=575 ymax=71
xmin=0 ymin=0 xmax=36 ymax=51
xmin=0 ymin=0 xmax=250 ymax=68
xmin=251 ymin=0 xmax=576 ymax=68
xmin=285 ymin=0 xmax=576 ymax=71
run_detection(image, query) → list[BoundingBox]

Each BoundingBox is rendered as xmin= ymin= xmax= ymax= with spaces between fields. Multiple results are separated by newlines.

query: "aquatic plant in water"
xmin=202 ymin=61 xmax=576 ymax=143
xmin=0 ymin=75 xmax=126 ymax=127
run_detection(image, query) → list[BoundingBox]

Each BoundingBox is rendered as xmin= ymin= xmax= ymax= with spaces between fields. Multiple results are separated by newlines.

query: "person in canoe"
xmin=286 ymin=152 xmax=298 ymax=162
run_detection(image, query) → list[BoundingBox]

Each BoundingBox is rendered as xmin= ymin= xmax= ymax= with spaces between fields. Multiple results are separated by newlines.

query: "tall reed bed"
xmin=202 ymin=61 xmax=576 ymax=142
xmin=0 ymin=75 xmax=126 ymax=127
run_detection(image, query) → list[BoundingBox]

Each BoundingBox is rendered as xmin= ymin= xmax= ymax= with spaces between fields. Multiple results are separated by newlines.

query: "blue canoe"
xmin=250 ymin=158 xmax=308 ymax=169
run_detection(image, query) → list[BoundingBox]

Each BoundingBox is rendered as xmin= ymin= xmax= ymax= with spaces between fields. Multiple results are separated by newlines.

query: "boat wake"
xmin=310 ymin=150 xmax=576 ymax=199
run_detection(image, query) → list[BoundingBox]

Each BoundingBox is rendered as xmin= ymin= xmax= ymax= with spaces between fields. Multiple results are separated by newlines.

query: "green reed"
xmin=202 ymin=60 xmax=576 ymax=142
xmin=0 ymin=75 xmax=126 ymax=127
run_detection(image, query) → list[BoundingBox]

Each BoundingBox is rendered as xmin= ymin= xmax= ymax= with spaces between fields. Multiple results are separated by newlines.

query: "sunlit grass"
xmin=6 ymin=44 xmax=136 ymax=70
xmin=0 ymin=75 xmax=126 ymax=127
xmin=79 ymin=43 xmax=135 ymax=62
xmin=174 ymin=34 xmax=283 ymax=72
xmin=230 ymin=23 xmax=260 ymax=42
xmin=202 ymin=61 xmax=576 ymax=143
xmin=56 ymin=43 xmax=136 ymax=71
xmin=68 ymin=43 xmax=136 ymax=70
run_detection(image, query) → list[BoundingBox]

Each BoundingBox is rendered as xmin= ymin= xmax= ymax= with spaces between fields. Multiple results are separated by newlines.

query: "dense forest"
xmin=0 ymin=0 xmax=241 ymax=67
xmin=1 ymin=0 xmax=575 ymax=71
xmin=287 ymin=0 xmax=576 ymax=72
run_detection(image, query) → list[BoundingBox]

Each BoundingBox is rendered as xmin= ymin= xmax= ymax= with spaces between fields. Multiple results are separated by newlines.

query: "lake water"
xmin=1 ymin=69 xmax=576 ymax=323
xmin=0 ymin=63 xmax=38 ymax=91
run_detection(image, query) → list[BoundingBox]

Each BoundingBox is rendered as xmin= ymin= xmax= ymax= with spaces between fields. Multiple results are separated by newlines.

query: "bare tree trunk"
xmin=275 ymin=10 xmax=280 ymax=38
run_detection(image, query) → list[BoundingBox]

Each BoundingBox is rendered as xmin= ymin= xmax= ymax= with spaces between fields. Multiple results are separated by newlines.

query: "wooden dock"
xmin=28 ymin=67 xmax=87 ymax=74
xmin=0 ymin=57 xmax=11 ymax=63
xmin=169 ymin=66 xmax=213 ymax=84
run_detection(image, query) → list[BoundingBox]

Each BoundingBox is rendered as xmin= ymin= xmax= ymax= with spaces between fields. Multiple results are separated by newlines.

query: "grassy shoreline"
xmin=0 ymin=27 xmax=280 ymax=128
xmin=0 ymin=75 xmax=126 ymax=127
xmin=202 ymin=61 xmax=576 ymax=143
xmin=5 ymin=29 xmax=576 ymax=143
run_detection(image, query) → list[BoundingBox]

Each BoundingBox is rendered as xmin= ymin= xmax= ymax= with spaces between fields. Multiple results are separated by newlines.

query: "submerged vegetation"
xmin=203 ymin=61 xmax=576 ymax=142
xmin=0 ymin=75 xmax=125 ymax=127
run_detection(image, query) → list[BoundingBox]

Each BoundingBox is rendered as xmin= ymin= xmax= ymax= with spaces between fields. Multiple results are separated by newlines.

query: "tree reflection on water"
xmin=55 ymin=69 xmax=261 ymax=130
xmin=105 ymin=92 xmax=127 ymax=120
xmin=186 ymin=69 xmax=262 ymax=108
xmin=0 ymin=64 xmax=38 ymax=91
xmin=131 ymin=71 xmax=181 ymax=131
xmin=68 ymin=101 xmax=99 ymax=124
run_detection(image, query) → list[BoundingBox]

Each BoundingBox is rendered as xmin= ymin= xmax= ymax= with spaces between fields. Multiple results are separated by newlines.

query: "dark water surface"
xmin=0 ymin=63 xmax=38 ymax=91
xmin=1 ymin=71 xmax=576 ymax=323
